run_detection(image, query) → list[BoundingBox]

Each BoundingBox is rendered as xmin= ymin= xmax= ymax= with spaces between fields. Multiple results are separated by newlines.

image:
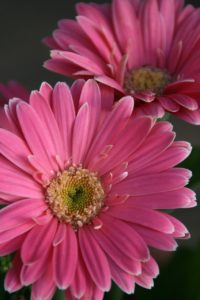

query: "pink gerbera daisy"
xmin=44 ymin=0 xmax=200 ymax=124
xmin=0 ymin=79 xmax=196 ymax=300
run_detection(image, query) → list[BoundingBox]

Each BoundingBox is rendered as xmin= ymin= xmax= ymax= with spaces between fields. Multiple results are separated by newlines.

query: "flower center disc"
xmin=45 ymin=166 xmax=105 ymax=229
xmin=124 ymin=66 xmax=171 ymax=94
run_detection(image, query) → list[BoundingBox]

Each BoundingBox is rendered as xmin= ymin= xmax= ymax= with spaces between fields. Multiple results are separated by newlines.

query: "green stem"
xmin=53 ymin=289 xmax=65 ymax=300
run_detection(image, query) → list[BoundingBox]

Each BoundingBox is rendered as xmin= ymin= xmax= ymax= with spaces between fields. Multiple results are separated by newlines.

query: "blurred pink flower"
xmin=0 ymin=79 xmax=195 ymax=300
xmin=0 ymin=81 xmax=29 ymax=106
xmin=0 ymin=81 xmax=29 ymax=129
xmin=44 ymin=0 xmax=200 ymax=124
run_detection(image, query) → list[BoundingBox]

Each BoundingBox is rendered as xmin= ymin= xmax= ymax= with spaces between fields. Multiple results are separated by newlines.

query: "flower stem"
xmin=53 ymin=289 xmax=65 ymax=300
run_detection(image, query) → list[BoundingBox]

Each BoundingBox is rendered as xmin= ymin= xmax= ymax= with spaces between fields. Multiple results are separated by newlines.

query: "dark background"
xmin=0 ymin=1 xmax=200 ymax=299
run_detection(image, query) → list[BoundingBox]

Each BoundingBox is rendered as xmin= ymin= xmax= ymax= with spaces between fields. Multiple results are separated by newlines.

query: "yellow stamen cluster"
xmin=45 ymin=166 xmax=105 ymax=229
xmin=124 ymin=66 xmax=171 ymax=95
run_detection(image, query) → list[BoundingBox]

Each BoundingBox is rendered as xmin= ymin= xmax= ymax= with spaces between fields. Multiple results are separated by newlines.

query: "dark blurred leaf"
xmin=180 ymin=146 xmax=200 ymax=188
xmin=125 ymin=246 xmax=200 ymax=300
xmin=53 ymin=289 xmax=65 ymax=300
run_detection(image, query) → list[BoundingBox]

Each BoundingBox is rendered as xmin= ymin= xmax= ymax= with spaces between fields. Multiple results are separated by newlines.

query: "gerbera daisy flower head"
xmin=44 ymin=0 xmax=200 ymax=124
xmin=0 ymin=79 xmax=196 ymax=300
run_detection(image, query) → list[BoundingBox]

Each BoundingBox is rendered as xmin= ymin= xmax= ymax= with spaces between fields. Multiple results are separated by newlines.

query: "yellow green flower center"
xmin=45 ymin=166 xmax=105 ymax=229
xmin=124 ymin=66 xmax=171 ymax=95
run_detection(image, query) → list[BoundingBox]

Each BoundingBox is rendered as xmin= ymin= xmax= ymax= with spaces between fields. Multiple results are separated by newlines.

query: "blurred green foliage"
xmin=127 ymin=246 xmax=200 ymax=300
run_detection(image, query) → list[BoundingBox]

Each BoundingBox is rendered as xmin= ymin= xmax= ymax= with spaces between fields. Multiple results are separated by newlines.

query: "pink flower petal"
xmin=52 ymin=82 xmax=75 ymax=162
xmin=126 ymin=187 xmax=196 ymax=209
xmin=31 ymin=263 xmax=56 ymax=300
xmin=0 ymin=221 xmax=35 ymax=244
xmin=0 ymin=199 xmax=46 ymax=232
xmin=108 ymin=206 xmax=174 ymax=234
xmin=30 ymin=91 xmax=65 ymax=166
xmin=21 ymin=251 xmax=51 ymax=285
xmin=0 ymin=234 xmax=25 ymax=256
xmin=17 ymin=101 xmax=58 ymax=173
xmin=79 ymin=227 xmax=111 ymax=291
xmin=132 ymin=224 xmax=178 ymax=251
xmin=5 ymin=253 xmax=22 ymax=293
xmin=21 ymin=218 xmax=57 ymax=264
xmin=53 ymin=225 xmax=78 ymax=289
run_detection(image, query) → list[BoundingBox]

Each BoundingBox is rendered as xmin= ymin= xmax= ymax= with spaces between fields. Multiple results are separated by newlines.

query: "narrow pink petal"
xmin=135 ymin=141 xmax=192 ymax=174
xmin=98 ymin=83 xmax=114 ymax=110
xmin=95 ymin=75 xmax=124 ymax=93
xmin=4 ymin=98 xmax=24 ymax=136
xmin=165 ymin=214 xmax=190 ymax=238
xmin=44 ymin=57 xmax=80 ymax=77
xmin=53 ymin=225 xmax=78 ymax=289
xmin=70 ymin=254 xmax=87 ymax=298
xmin=0 ymin=161 xmax=43 ymax=199
xmin=21 ymin=218 xmax=57 ymax=264
xmin=108 ymin=206 xmax=174 ymax=234
xmin=134 ymin=273 xmax=154 ymax=289
xmin=141 ymin=0 xmax=161 ymax=64
xmin=97 ymin=116 xmax=153 ymax=175
xmin=99 ymin=214 xmax=149 ymax=261
xmin=21 ymin=250 xmax=51 ymax=285
xmin=127 ymin=125 xmax=175 ymax=173
xmin=159 ymin=96 xmax=180 ymax=112
xmin=0 ymin=199 xmax=46 ymax=232
xmin=114 ymin=169 xmax=190 ymax=196
xmin=58 ymin=51 xmax=104 ymax=74
xmin=91 ymin=224 xmax=142 ymax=275
xmin=86 ymin=96 xmax=134 ymax=167
xmin=78 ymin=80 xmax=101 ymax=154
xmin=169 ymin=94 xmax=198 ymax=111
xmin=70 ymin=79 xmax=85 ymax=111
xmin=159 ymin=0 xmax=175 ymax=53
xmin=126 ymin=187 xmax=196 ymax=209
xmin=77 ymin=16 xmax=112 ymax=63
xmin=134 ymin=102 xmax=165 ymax=119
xmin=0 ymin=234 xmax=25 ymax=256
xmin=5 ymin=253 xmax=22 ymax=293
xmin=79 ymin=227 xmax=111 ymax=291
xmin=109 ymin=257 xmax=135 ymax=294
xmin=76 ymin=3 xmax=121 ymax=62
xmin=52 ymin=82 xmax=75 ymax=162
xmin=31 ymin=263 xmax=56 ymax=300
xmin=30 ymin=91 xmax=65 ymax=165
xmin=0 ymin=221 xmax=35 ymax=244
xmin=72 ymin=103 xmax=90 ymax=164
xmin=132 ymin=224 xmax=178 ymax=251
xmin=0 ymin=129 xmax=33 ymax=174
xmin=174 ymin=108 xmax=200 ymax=125
xmin=16 ymin=101 xmax=58 ymax=173
xmin=39 ymin=82 xmax=53 ymax=104
xmin=53 ymin=223 xmax=66 ymax=246
xmin=142 ymin=256 xmax=159 ymax=278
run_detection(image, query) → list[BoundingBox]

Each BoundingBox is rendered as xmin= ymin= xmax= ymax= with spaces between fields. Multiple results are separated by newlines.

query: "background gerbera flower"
xmin=44 ymin=0 xmax=200 ymax=124
xmin=0 ymin=81 xmax=29 ymax=130
xmin=0 ymin=79 xmax=196 ymax=300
